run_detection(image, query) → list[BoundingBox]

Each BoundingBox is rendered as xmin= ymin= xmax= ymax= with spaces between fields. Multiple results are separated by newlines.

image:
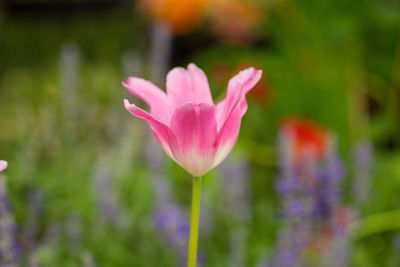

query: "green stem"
xmin=187 ymin=176 xmax=202 ymax=267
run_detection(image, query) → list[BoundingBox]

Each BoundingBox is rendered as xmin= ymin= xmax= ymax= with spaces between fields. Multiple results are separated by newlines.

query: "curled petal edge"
xmin=124 ymin=99 xmax=175 ymax=160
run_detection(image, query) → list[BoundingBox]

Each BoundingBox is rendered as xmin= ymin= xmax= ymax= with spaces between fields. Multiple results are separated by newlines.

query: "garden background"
xmin=1 ymin=0 xmax=400 ymax=266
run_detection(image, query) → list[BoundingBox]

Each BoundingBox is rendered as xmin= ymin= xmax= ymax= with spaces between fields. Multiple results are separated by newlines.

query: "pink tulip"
xmin=0 ymin=160 xmax=7 ymax=173
xmin=123 ymin=63 xmax=262 ymax=177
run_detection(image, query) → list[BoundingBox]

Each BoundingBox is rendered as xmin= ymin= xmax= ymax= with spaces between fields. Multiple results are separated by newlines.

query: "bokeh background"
xmin=1 ymin=0 xmax=400 ymax=266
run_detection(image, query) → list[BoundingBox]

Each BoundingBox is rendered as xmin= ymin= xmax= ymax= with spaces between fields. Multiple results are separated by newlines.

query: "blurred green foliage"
xmin=0 ymin=0 xmax=400 ymax=266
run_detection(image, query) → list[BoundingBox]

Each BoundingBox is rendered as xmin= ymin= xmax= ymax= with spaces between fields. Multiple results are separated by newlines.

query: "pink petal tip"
xmin=0 ymin=160 xmax=8 ymax=173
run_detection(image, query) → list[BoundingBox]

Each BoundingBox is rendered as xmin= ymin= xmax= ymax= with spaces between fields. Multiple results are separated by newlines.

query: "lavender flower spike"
xmin=273 ymin=118 xmax=350 ymax=267
xmin=219 ymin=156 xmax=251 ymax=267
xmin=0 ymin=177 xmax=19 ymax=266
xmin=352 ymin=140 xmax=374 ymax=206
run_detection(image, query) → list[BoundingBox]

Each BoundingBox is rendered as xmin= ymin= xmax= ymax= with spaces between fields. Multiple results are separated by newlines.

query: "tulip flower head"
xmin=0 ymin=160 xmax=7 ymax=173
xmin=123 ymin=64 xmax=262 ymax=177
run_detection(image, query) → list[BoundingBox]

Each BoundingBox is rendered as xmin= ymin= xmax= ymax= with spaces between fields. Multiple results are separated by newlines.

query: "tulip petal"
xmin=215 ymin=79 xmax=242 ymax=130
xmin=122 ymin=78 xmax=173 ymax=125
xmin=166 ymin=63 xmax=213 ymax=107
xmin=0 ymin=160 xmax=7 ymax=173
xmin=216 ymin=68 xmax=262 ymax=128
xmin=212 ymin=104 xmax=243 ymax=168
xmin=212 ymin=68 xmax=262 ymax=167
xmin=168 ymin=103 xmax=217 ymax=177
xmin=124 ymin=99 xmax=174 ymax=159
xmin=231 ymin=67 xmax=263 ymax=96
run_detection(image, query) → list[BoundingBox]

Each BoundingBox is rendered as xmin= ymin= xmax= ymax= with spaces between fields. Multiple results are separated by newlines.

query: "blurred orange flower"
xmin=210 ymin=0 xmax=263 ymax=44
xmin=280 ymin=118 xmax=332 ymax=161
xmin=138 ymin=0 xmax=209 ymax=34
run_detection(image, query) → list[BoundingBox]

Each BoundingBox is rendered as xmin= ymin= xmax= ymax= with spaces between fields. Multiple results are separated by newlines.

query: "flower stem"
xmin=187 ymin=176 xmax=202 ymax=267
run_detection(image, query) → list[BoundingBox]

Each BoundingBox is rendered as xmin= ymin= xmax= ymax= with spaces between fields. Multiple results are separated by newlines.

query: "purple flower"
xmin=0 ymin=177 xmax=20 ymax=265
xmin=275 ymin=249 xmax=298 ymax=267
xmin=352 ymin=141 xmax=374 ymax=206
xmin=153 ymin=185 xmax=194 ymax=266
xmin=66 ymin=213 xmax=82 ymax=251
xmin=274 ymin=121 xmax=348 ymax=266
xmin=312 ymin=152 xmax=344 ymax=223
xmin=94 ymin=162 xmax=129 ymax=230
xmin=22 ymin=189 xmax=43 ymax=252
xmin=219 ymin=156 xmax=251 ymax=266
xmin=154 ymin=203 xmax=190 ymax=251
xmin=219 ymin=156 xmax=251 ymax=220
